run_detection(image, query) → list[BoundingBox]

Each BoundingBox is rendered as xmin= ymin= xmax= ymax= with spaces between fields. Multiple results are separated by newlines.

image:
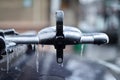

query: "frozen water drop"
xmin=58 ymin=58 xmax=63 ymax=63
xmin=58 ymin=63 xmax=64 ymax=67
xmin=35 ymin=45 xmax=39 ymax=72
xmin=80 ymin=44 xmax=84 ymax=57
xmin=41 ymin=45 xmax=45 ymax=57
xmin=15 ymin=67 xmax=21 ymax=71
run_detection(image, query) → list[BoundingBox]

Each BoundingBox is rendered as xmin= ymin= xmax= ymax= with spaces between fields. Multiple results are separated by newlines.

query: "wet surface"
xmin=0 ymin=49 xmax=118 ymax=80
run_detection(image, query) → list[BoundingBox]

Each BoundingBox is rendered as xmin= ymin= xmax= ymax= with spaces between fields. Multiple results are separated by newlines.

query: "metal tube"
xmin=5 ymin=35 xmax=39 ymax=44
xmin=80 ymin=33 xmax=109 ymax=44
xmin=80 ymin=36 xmax=94 ymax=44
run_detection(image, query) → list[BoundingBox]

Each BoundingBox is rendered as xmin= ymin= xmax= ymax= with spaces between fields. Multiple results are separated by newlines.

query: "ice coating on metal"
xmin=1 ymin=10 xmax=109 ymax=64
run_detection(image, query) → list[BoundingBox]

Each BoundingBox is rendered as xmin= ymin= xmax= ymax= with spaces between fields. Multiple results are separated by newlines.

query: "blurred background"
xmin=0 ymin=0 xmax=120 ymax=80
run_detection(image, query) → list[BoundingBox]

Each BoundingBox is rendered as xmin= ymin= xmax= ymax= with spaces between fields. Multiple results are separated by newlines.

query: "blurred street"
xmin=0 ymin=49 xmax=119 ymax=80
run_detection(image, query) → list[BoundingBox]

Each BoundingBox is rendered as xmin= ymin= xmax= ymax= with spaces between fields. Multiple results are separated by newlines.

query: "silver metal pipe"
xmin=80 ymin=33 xmax=109 ymax=44
xmin=5 ymin=35 xmax=39 ymax=44
xmin=80 ymin=36 xmax=94 ymax=43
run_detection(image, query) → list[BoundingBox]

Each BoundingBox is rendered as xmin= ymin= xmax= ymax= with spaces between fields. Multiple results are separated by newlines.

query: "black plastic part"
xmin=0 ymin=36 xmax=6 ymax=55
xmin=56 ymin=49 xmax=63 ymax=63
xmin=94 ymin=38 xmax=107 ymax=45
xmin=93 ymin=33 xmax=108 ymax=45
xmin=56 ymin=10 xmax=64 ymax=36
xmin=4 ymin=29 xmax=16 ymax=35
xmin=0 ymin=29 xmax=17 ymax=36
xmin=0 ymin=30 xmax=4 ymax=37
xmin=55 ymin=11 xmax=65 ymax=63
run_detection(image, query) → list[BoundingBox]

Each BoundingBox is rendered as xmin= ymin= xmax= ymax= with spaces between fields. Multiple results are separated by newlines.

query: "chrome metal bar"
xmin=80 ymin=33 xmax=109 ymax=44
xmin=5 ymin=35 xmax=39 ymax=44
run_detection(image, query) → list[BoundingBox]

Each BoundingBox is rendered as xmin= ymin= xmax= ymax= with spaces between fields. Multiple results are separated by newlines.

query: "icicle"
xmin=16 ymin=47 xmax=19 ymax=57
xmin=41 ymin=45 xmax=44 ymax=57
xmin=35 ymin=45 xmax=39 ymax=72
xmin=80 ymin=44 xmax=84 ymax=57
xmin=6 ymin=51 xmax=9 ymax=73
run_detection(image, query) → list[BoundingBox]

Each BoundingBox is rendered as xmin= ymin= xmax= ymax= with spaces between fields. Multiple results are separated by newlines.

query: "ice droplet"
xmin=58 ymin=63 xmax=64 ymax=67
xmin=80 ymin=44 xmax=84 ymax=57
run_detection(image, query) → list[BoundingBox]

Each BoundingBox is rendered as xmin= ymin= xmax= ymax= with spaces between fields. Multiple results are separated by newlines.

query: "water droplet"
xmin=80 ymin=44 xmax=84 ymax=57
xmin=15 ymin=67 xmax=21 ymax=71
xmin=57 ymin=58 xmax=63 ymax=63
xmin=58 ymin=63 xmax=64 ymax=67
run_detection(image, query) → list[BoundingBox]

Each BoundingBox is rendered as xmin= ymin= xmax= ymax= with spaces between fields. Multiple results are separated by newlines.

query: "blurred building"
xmin=0 ymin=0 xmax=82 ymax=32
xmin=0 ymin=0 xmax=50 ymax=32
